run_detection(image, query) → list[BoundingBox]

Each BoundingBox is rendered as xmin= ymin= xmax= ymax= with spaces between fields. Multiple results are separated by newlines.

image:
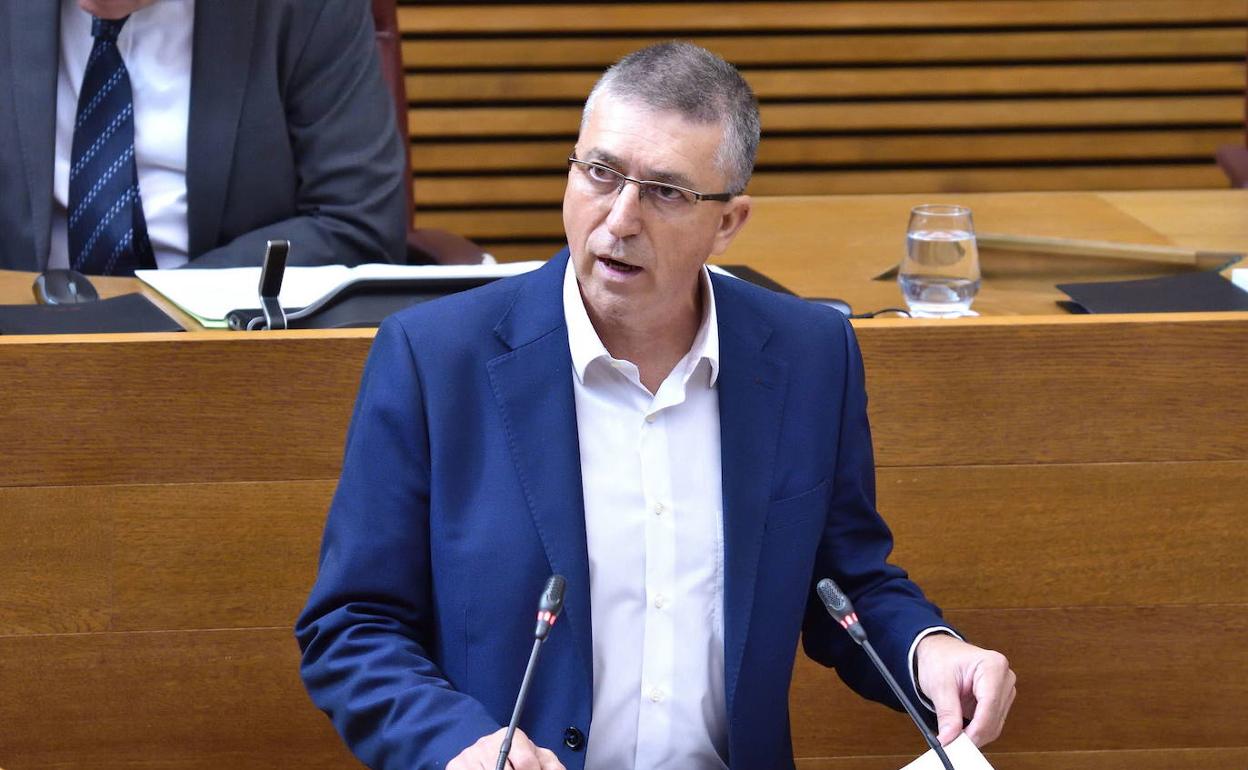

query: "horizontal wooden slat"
xmin=402 ymin=29 xmax=1246 ymax=69
xmin=408 ymin=96 xmax=1242 ymax=137
xmin=857 ymin=316 xmax=1248 ymax=467
xmin=416 ymin=162 xmax=1229 ymax=239
xmin=879 ymin=461 xmax=1248 ymax=609
xmin=789 ymin=605 xmax=1248 ymax=754
xmin=414 ymin=164 xmax=1228 ymax=207
xmin=797 ymin=747 xmax=1248 ymax=770
xmin=0 ymin=481 xmax=333 ymax=635
xmin=407 ymin=62 xmax=1244 ymax=103
xmin=1 ymin=607 xmax=1241 ymax=765
xmin=0 ymin=333 xmax=370 ymax=487
xmin=0 ymin=628 xmax=354 ymax=769
xmin=398 ymin=2 xmax=1247 ymax=33
xmin=411 ymin=130 xmax=1243 ymax=173
xmin=2 ymin=462 xmax=1240 ymax=634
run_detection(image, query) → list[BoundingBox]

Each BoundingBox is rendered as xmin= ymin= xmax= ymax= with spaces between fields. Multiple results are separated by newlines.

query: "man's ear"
xmin=710 ymin=195 xmax=752 ymax=257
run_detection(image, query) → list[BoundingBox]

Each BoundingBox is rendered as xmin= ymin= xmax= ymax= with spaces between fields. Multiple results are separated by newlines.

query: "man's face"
xmin=78 ymin=0 xmax=159 ymax=20
xmin=563 ymin=94 xmax=751 ymax=333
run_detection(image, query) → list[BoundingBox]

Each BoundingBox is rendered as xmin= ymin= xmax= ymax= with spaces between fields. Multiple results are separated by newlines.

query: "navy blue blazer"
xmin=296 ymin=255 xmax=947 ymax=769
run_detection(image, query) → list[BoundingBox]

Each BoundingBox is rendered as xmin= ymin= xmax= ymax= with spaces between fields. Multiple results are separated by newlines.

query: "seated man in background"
xmin=297 ymin=42 xmax=1016 ymax=770
xmin=0 ymin=0 xmax=407 ymax=274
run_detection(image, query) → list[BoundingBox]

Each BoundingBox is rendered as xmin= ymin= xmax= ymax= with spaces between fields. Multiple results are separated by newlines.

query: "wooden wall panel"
xmin=856 ymin=316 xmax=1248 ymax=467
xmin=2 ymin=463 xmax=1240 ymax=637
xmin=787 ymin=605 xmax=1248 ymax=754
xmin=403 ymin=29 xmax=1246 ymax=69
xmin=0 ymin=481 xmax=334 ymax=635
xmin=0 ymin=607 xmax=1241 ymax=767
xmin=398 ymin=2 xmax=1246 ymax=32
xmin=0 ymin=333 xmax=367 ymax=487
xmin=0 ymin=629 xmax=355 ymax=769
xmin=396 ymin=1 xmax=1246 ymax=255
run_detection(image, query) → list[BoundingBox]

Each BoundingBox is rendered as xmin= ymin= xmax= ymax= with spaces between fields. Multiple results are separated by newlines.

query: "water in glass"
xmin=899 ymin=205 xmax=981 ymax=317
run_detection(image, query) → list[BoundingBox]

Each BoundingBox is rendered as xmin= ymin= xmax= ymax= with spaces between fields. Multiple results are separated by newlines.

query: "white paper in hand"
xmin=899 ymin=734 xmax=994 ymax=770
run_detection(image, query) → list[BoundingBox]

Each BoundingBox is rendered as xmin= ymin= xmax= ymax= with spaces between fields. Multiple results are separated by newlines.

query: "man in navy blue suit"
xmin=297 ymin=42 xmax=1016 ymax=770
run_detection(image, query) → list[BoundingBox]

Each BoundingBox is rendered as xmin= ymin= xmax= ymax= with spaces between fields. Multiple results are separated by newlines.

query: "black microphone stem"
xmin=858 ymin=638 xmax=956 ymax=770
xmin=495 ymin=637 xmax=544 ymax=770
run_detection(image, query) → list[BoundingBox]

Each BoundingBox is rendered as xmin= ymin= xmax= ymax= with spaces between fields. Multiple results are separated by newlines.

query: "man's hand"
xmin=915 ymin=634 xmax=1017 ymax=747
xmin=447 ymin=727 xmax=566 ymax=770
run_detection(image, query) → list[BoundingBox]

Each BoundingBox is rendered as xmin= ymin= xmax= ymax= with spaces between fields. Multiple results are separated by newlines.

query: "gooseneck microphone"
xmin=816 ymin=578 xmax=956 ymax=770
xmin=496 ymin=575 xmax=567 ymax=770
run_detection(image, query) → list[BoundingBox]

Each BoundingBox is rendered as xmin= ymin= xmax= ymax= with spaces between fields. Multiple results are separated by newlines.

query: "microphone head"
xmin=540 ymin=574 xmax=566 ymax=616
xmin=534 ymin=574 xmax=566 ymax=641
xmin=817 ymin=577 xmax=867 ymax=644
xmin=816 ymin=578 xmax=852 ymax=618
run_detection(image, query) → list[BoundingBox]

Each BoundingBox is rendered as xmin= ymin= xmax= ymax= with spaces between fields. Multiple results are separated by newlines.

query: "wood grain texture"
xmin=395 ymin=0 xmax=1244 ymax=249
xmin=856 ymin=317 xmax=1248 ymax=466
xmin=408 ymin=96 xmax=1242 ymax=138
xmin=398 ymin=2 xmax=1246 ymax=33
xmin=1 ymin=463 xmax=1240 ymax=636
xmin=0 ymin=629 xmax=355 ymax=769
xmin=0 ymin=481 xmax=334 ymax=635
xmin=721 ymin=190 xmax=1248 ymax=315
xmin=877 ymin=461 xmax=1248 ymax=610
xmin=412 ymin=130 xmax=1243 ymax=173
xmin=788 ymin=605 xmax=1248 ymax=754
xmin=401 ymin=28 xmax=1245 ymax=69
xmin=0 ymin=333 xmax=369 ymax=487
xmin=407 ymin=63 xmax=1244 ymax=103
xmin=0 ymin=607 xmax=1241 ymax=767
xmin=413 ymin=165 xmax=1228 ymax=208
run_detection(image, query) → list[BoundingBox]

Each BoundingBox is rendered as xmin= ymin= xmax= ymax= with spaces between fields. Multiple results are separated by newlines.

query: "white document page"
xmin=899 ymin=734 xmax=995 ymax=770
xmin=136 ymin=262 xmax=544 ymax=327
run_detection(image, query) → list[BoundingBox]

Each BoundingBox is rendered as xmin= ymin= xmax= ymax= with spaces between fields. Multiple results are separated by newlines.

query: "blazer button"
xmin=562 ymin=726 xmax=584 ymax=751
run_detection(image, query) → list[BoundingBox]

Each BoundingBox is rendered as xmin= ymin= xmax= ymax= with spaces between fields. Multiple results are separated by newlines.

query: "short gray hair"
xmin=581 ymin=42 xmax=760 ymax=195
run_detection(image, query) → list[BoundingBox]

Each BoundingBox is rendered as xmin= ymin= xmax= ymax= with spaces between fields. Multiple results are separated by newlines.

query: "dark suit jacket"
xmin=0 ymin=0 xmax=406 ymax=270
xmin=296 ymin=255 xmax=949 ymax=770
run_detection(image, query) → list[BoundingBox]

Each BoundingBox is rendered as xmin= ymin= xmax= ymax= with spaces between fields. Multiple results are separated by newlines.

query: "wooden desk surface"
xmin=718 ymin=189 xmax=1248 ymax=315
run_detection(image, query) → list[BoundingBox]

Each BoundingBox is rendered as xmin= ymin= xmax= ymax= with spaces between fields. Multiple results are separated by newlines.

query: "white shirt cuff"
xmin=907 ymin=626 xmax=963 ymax=712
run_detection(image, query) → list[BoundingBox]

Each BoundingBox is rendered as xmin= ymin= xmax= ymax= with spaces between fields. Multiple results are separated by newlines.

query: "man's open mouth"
xmin=599 ymin=256 xmax=641 ymax=274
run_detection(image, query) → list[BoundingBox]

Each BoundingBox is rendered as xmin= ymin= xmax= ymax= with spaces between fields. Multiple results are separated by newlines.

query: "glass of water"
xmin=899 ymin=204 xmax=981 ymax=317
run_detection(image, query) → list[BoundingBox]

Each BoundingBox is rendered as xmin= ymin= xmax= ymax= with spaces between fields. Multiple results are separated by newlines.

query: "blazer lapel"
xmin=186 ymin=0 xmax=255 ymax=256
xmin=8 ymin=3 xmax=59 ymax=270
xmin=713 ymin=274 xmax=788 ymax=722
xmin=487 ymin=257 xmax=594 ymax=690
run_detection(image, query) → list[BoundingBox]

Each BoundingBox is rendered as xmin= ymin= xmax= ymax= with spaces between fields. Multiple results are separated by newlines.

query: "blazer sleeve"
xmin=188 ymin=0 xmax=406 ymax=268
xmin=800 ymin=313 xmax=953 ymax=718
xmin=296 ymin=318 xmax=498 ymax=769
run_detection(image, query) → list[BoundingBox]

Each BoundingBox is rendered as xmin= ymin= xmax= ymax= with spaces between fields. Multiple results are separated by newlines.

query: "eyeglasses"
xmin=567 ymin=156 xmax=735 ymax=213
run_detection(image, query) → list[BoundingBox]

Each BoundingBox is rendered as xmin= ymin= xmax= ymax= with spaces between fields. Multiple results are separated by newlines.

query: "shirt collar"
xmin=563 ymin=258 xmax=720 ymax=388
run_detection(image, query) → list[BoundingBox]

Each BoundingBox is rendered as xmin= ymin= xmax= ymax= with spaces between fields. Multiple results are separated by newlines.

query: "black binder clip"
xmin=248 ymin=239 xmax=289 ymax=331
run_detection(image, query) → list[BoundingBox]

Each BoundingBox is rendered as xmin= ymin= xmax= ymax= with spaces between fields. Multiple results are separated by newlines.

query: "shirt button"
xmin=653 ymin=502 xmax=664 ymax=516
xmin=649 ymin=687 xmax=665 ymax=703
xmin=645 ymin=413 xmax=656 ymax=423
xmin=653 ymin=594 xmax=667 ymax=609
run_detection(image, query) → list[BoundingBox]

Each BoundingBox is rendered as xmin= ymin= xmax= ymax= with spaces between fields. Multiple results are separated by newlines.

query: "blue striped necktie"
xmin=68 ymin=15 xmax=155 ymax=276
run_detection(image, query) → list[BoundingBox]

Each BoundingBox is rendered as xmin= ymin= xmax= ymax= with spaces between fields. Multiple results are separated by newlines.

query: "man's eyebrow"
xmin=581 ymin=148 xmax=697 ymax=189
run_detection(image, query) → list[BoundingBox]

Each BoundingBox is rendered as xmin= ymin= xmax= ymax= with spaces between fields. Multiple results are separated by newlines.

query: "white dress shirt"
xmin=51 ymin=0 xmax=194 ymax=270
xmin=565 ymin=262 xmax=730 ymax=769
xmin=564 ymin=263 xmax=956 ymax=765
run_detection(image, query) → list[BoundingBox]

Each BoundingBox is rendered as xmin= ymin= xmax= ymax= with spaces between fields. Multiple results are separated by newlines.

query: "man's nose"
xmin=605 ymin=180 xmax=643 ymax=237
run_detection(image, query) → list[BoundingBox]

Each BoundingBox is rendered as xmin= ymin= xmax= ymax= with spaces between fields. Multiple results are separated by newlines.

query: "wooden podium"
xmin=0 ymin=191 xmax=1245 ymax=768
